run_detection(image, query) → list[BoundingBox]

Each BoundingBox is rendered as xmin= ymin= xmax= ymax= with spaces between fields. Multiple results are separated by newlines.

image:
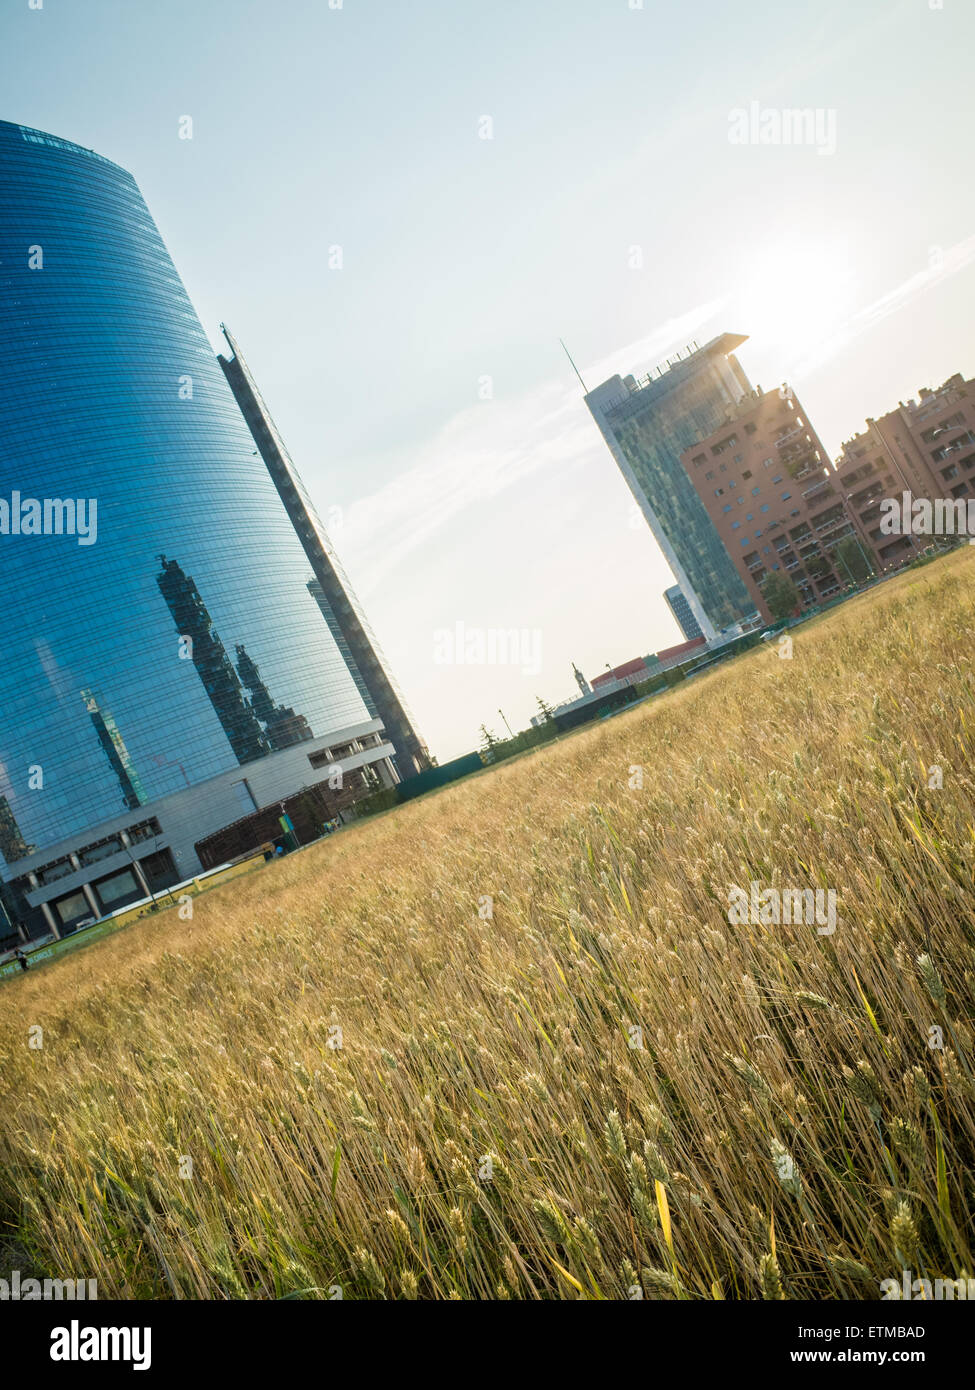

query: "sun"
xmin=734 ymin=236 xmax=859 ymax=369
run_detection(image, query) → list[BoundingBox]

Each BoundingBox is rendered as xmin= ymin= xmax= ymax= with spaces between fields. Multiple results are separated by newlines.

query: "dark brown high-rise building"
xmin=218 ymin=327 xmax=430 ymax=778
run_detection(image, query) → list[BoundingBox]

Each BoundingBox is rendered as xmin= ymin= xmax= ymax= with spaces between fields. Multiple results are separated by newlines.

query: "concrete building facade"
xmin=219 ymin=327 xmax=430 ymax=778
xmin=2 ymin=723 xmax=398 ymax=939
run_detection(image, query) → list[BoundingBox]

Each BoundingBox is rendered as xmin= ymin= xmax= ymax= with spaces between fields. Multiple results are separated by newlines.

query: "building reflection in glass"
xmin=80 ymin=688 xmax=146 ymax=811
xmin=0 ymin=796 xmax=32 ymax=865
xmin=234 ymin=645 xmax=313 ymax=751
xmin=156 ymin=556 xmax=271 ymax=765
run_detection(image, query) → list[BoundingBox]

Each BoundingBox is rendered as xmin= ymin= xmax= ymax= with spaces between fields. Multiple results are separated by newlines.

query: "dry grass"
xmin=2 ymin=551 xmax=974 ymax=1300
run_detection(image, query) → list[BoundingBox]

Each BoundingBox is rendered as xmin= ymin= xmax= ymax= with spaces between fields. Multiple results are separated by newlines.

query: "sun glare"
xmin=735 ymin=237 xmax=859 ymax=367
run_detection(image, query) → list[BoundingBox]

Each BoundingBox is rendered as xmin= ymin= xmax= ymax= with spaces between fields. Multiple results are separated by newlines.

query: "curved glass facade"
xmin=0 ymin=120 xmax=370 ymax=860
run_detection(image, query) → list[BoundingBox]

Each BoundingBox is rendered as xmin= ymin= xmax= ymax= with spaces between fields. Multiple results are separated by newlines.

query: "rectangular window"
xmin=93 ymin=867 xmax=140 ymax=909
xmin=231 ymin=779 xmax=258 ymax=814
xmin=139 ymin=848 xmax=179 ymax=891
xmin=128 ymin=819 xmax=162 ymax=845
xmin=37 ymin=857 xmax=74 ymax=886
xmin=310 ymin=743 xmax=354 ymax=768
xmin=79 ymin=837 xmax=122 ymax=867
xmin=711 ymin=435 xmax=738 ymax=456
xmin=51 ymin=890 xmax=92 ymax=929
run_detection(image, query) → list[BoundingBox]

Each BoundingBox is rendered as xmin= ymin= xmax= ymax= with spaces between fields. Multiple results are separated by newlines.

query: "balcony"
xmin=775 ymin=425 xmax=806 ymax=451
xmin=815 ymin=515 xmax=851 ymax=537
xmin=931 ymin=430 xmax=975 ymax=462
xmin=851 ymin=485 xmax=883 ymax=508
xmin=784 ymin=456 xmax=820 ymax=482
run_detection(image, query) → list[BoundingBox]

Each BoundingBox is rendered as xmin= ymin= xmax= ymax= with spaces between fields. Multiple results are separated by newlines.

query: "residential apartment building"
xmin=680 ymin=387 xmax=875 ymax=622
xmin=837 ymin=373 xmax=975 ymax=566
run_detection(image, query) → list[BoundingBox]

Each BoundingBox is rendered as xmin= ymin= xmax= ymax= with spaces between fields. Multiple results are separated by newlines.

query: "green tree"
xmin=761 ymin=571 xmax=801 ymax=623
xmin=535 ymin=695 xmax=556 ymax=724
xmin=830 ymin=535 xmax=874 ymax=584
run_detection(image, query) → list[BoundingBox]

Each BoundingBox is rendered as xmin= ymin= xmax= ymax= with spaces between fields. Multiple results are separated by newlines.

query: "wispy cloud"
xmin=794 ymin=233 xmax=975 ymax=378
xmin=331 ymin=382 xmax=591 ymax=593
xmin=579 ymin=298 xmax=728 ymax=387
xmin=330 ymin=298 xmax=725 ymax=591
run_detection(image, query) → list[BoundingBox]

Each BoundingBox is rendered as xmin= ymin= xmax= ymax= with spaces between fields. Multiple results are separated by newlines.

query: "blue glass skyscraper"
xmin=0 ymin=120 xmax=416 ymax=936
xmin=586 ymin=335 xmax=755 ymax=637
xmin=662 ymin=584 xmax=704 ymax=643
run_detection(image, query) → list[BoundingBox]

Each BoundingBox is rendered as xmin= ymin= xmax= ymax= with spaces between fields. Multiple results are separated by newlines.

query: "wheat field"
xmin=2 ymin=551 xmax=974 ymax=1300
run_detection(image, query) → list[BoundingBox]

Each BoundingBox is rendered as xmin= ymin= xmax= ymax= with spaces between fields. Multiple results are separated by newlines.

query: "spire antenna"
xmin=560 ymin=338 xmax=589 ymax=393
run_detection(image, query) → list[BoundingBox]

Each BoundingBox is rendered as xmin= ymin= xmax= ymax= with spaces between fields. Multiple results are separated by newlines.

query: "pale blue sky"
xmin=3 ymin=0 xmax=974 ymax=757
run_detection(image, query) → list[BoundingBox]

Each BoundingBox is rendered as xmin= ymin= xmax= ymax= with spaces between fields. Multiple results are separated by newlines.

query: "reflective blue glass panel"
xmin=0 ymin=121 xmax=369 ymax=859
